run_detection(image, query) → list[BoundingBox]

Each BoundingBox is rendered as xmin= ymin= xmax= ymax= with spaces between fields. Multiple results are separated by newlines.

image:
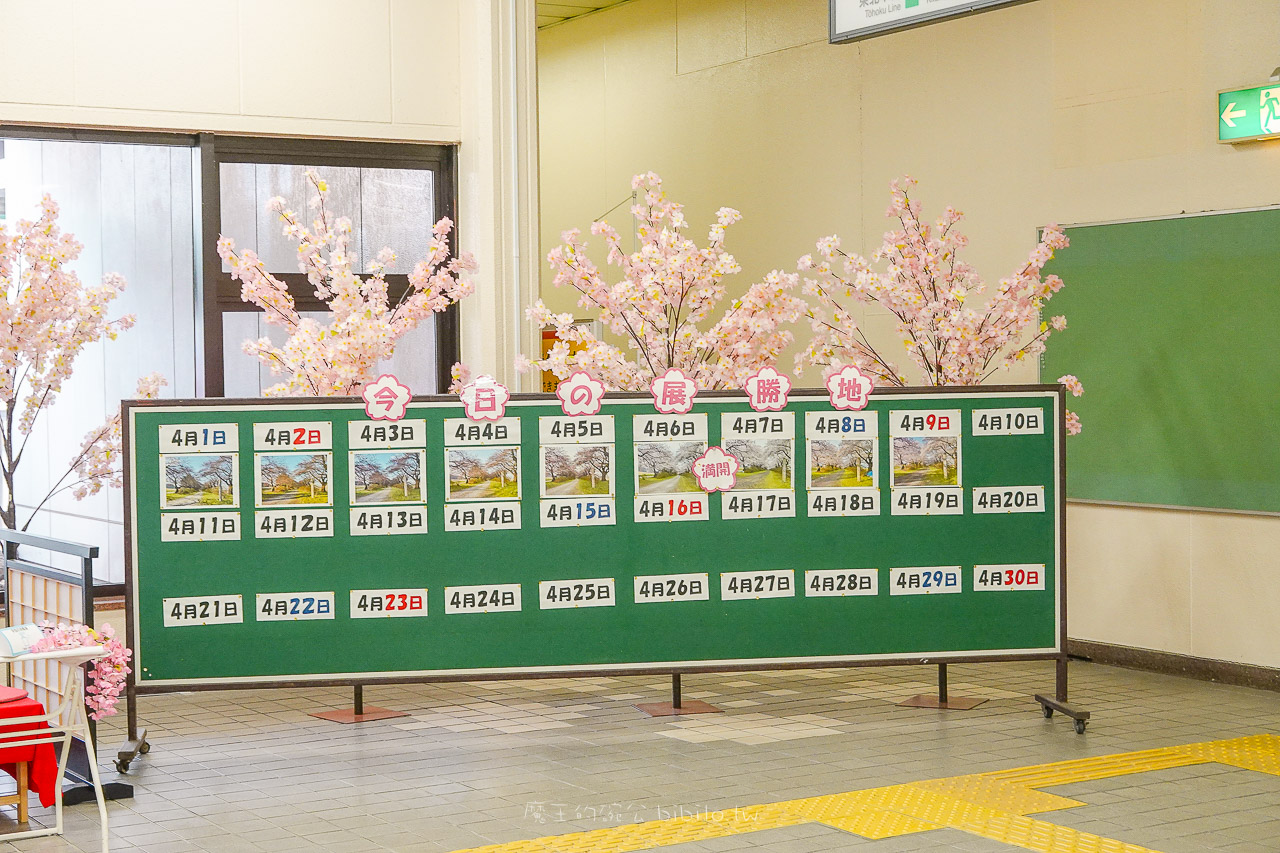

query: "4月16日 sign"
xmin=1218 ymin=82 xmax=1280 ymax=143
xmin=829 ymin=0 xmax=1027 ymax=43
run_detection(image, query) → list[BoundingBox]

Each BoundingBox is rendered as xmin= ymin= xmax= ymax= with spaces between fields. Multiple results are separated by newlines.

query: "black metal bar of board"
xmin=354 ymin=684 xmax=364 ymax=716
xmin=121 ymin=401 xmax=140 ymax=744
xmin=1057 ymin=384 xmax=1071 ymax=707
xmin=671 ymin=673 xmax=682 ymax=709
xmin=937 ymin=663 xmax=948 ymax=704
xmin=117 ymin=402 xmax=153 ymax=767
xmin=132 ymin=651 xmax=1068 ymax=694
xmin=1035 ymin=692 xmax=1090 ymax=724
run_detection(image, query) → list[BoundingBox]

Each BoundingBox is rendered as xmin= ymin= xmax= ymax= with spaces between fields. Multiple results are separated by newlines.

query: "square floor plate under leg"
xmin=309 ymin=707 xmax=409 ymax=724
xmin=898 ymin=694 xmax=988 ymax=710
xmin=634 ymin=701 xmax=722 ymax=717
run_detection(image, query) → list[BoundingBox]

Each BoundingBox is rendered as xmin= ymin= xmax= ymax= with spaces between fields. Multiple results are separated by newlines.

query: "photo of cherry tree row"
xmin=162 ymin=454 xmax=237 ymax=508
xmin=351 ymin=451 xmax=424 ymax=504
xmin=541 ymin=445 xmax=614 ymax=497
xmin=445 ymin=446 xmax=520 ymax=501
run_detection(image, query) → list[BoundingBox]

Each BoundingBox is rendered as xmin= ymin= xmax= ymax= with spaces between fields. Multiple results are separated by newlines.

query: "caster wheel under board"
xmin=114 ymin=759 xmax=130 ymax=773
xmin=1074 ymin=719 xmax=1087 ymax=734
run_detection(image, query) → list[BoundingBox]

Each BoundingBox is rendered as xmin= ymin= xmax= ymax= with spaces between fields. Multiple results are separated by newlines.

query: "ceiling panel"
xmin=536 ymin=0 xmax=632 ymax=29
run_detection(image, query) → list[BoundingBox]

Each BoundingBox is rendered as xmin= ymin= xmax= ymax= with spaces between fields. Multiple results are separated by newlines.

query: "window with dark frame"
xmin=198 ymin=134 xmax=459 ymax=398
xmin=0 ymin=126 xmax=461 ymax=400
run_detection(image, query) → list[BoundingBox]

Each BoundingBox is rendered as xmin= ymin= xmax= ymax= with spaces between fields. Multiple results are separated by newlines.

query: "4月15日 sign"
xmin=830 ymin=0 xmax=1027 ymax=43
xmin=1218 ymin=82 xmax=1280 ymax=143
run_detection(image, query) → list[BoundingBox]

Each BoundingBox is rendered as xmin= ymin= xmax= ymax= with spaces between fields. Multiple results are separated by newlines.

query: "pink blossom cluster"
xmin=448 ymin=361 xmax=472 ymax=395
xmin=69 ymin=373 xmax=168 ymax=501
xmin=0 ymin=195 xmax=138 ymax=527
xmin=1057 ymin=374 xmax=1084 ymax=434
xmin=797 ymin=177 xmax=1083 ymax=433
xmin=217 ymin=171 xmax=477 ymax=397
xmin=30 ymin=622 xmax=131 ymax=721
xmin=525 ymin=173 xmax=806 ymax=391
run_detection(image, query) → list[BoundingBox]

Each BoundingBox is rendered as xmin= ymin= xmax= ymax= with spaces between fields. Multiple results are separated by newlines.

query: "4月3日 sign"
xmin=1218 ymin=81 xmax=1280 ymax=143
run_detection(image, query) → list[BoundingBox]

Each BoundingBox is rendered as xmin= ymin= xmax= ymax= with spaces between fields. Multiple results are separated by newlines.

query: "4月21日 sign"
xmin=1218 ymin=82 xmax=1280 ymax=143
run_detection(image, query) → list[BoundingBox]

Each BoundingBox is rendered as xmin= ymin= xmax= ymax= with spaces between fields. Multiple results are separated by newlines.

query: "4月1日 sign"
xmin=1218 ymin=82 xmax=1280 ymax=143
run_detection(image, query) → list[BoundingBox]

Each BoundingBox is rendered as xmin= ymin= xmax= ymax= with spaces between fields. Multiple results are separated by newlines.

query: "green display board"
xmin=124 ymin=388 xmax=1064 ymax=689
xmin=1042 ymin=209 xmax=1280 ymax=513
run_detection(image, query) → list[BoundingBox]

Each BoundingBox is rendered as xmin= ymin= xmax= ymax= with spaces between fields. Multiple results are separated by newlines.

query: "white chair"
xmin=0 ymin=646 xmax=110 ymax=851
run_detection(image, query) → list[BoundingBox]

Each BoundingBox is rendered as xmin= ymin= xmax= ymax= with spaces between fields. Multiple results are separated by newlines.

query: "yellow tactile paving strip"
xmin=451 ymin=734 xmax=1280 ymax=853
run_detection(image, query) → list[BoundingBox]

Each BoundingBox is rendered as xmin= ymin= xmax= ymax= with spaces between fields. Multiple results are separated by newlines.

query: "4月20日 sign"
xmin=1218 ymin=82 xmax=1280 ymax=143
xmin=830 ymin=0 xmax=1025 ymax=43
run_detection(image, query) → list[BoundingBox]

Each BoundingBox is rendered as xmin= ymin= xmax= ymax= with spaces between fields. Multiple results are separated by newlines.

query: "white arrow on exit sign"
xmin=1221 ymin=102 xmax=1247 ymax=127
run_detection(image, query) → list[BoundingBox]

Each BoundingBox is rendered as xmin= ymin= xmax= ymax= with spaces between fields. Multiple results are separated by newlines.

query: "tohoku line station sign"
xmin=1218 ymin=82 xmax=1280 ymax=143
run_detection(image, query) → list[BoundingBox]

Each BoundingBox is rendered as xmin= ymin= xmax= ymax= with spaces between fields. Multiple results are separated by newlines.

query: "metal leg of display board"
xmin=114 ymin=581 xmax=149 ymax=774
xmin=634 ymin=673 xmax=722 ymax=717
xmin=1035 ymin=656 xmax=1091 ymax=734
xmin=309 ymin=683 xmax=408 ymax=724
xmin=114 ymin=668 xmax=149 ymax=773
xmin=898 ymin=663 xmax=987 ymax=711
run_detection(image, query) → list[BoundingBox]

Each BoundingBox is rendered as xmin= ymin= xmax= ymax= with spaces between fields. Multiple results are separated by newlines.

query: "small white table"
xmin=0 ymin=646 xmax=110 ymax=851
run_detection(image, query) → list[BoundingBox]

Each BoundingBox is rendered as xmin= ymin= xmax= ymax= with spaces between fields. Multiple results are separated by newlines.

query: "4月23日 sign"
xmin=1218 ymin=82 xmax=1280 ymax=143
xmin=829 ymin=0 xmax=1026 ymax=43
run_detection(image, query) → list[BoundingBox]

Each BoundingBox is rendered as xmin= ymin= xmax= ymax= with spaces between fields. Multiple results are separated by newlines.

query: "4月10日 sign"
xmin=1218 ymin=81 xmax=1280 ymax=143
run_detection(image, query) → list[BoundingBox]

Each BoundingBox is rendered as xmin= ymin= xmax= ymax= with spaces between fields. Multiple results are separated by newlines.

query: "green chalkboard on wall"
xmin=1042 ymin=209 xmax=1280 ymax=514
xmin=124 ymin=388 xmax=1063 ymax=689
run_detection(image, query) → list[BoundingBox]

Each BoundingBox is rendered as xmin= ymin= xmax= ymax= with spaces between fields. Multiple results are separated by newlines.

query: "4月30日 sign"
xmin=1218 ymin=82 xmax=1280 ymax=143
xmin=830 ymin=0 xmax=1027 ymax=43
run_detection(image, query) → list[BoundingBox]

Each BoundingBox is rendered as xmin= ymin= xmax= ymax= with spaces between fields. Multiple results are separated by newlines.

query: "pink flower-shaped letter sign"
xmin=460 ymin=375 xmax=511 ymax=421
xmin=826 ymin=365 xmax=874 ymax=411
xmin=362 ymin=374 xmax=412 ymax=421
xmin=556 ymin=371 xmax=606 ymax=416
xmin=743 ymin=366 xmax=791 ymax=412
xmin=650 ymin=368 xmax=697 ymax=415
xmin=692 ymin=446 xmax=740 ymax=493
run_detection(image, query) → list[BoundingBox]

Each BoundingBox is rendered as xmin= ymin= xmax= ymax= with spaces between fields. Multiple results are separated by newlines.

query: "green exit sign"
xmin=1218 ymin=82 xmax=1280 ymax=143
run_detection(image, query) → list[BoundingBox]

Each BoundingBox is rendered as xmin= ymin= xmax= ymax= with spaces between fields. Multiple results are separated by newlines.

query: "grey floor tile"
xmin=0 ymin=662 xmax=1273 ymax=851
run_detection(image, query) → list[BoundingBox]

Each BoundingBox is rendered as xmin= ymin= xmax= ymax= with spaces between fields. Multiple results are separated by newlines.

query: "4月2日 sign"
xmin=1218 ymin=81 xmax=1280 ymax=143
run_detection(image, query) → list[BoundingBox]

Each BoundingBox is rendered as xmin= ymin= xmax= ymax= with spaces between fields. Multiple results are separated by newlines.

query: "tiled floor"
xmin=0 ymin=660 xmax=1277 ymax=852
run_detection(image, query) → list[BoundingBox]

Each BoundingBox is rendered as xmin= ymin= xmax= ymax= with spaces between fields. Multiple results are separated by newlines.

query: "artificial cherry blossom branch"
xmin=797 ymin=176 xmax=1084 ymax=433
xmin=218 ymin=171 xmax=477 ymax=397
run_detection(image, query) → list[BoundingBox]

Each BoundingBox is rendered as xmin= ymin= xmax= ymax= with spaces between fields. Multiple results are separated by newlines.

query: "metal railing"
xmin=0 ymin=529 xmax=132 ymax=801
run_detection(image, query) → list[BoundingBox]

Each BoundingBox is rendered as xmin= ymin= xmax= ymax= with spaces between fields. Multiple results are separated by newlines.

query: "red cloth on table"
xmin=0 ymin=698 xmax=58 ymax=807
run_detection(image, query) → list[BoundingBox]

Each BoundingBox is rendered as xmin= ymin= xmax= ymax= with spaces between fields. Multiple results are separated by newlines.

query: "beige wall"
xmin=538 ymin=0 xmax=1280 ymax=668
xmin=0 ymin=0 xmax=541 ymax=386
xmin=0 ymin=0 xmax=461 ymax=141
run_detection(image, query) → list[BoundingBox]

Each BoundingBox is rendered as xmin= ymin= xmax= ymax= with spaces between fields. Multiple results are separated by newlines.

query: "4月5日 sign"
xmin=1218 ymin=82 xmax=1280 ymax=143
